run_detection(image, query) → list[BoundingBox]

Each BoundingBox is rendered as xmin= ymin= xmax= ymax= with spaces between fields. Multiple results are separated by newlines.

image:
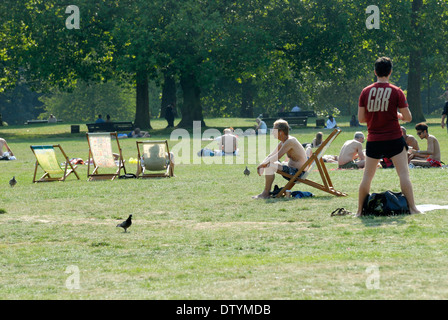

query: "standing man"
xmin=165 ymin=104 xmax=175 ymax=128
xmin=441 ymin=88 xmax=448 ymax=132
xmin=410 ymin=122 xmax=442 ymax=167
xmin=357 ymin=57 xmax=420 ymax=216
xmin=338 ymin=132 xmax=366 ymax=169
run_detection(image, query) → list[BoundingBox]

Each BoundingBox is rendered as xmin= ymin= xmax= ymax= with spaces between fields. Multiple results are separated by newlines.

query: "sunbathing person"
xmin=410 ymin=122 xmax=442 ymax=167
xmin=338 ymin=132 xmax=366 ymax=169
xmin=253 ymin=119 xmax=307 ymax=199
xmin=216 ymin=128 xmax=238 ymax=155
xmin=0 ymin=137 xmax=14 ymax=157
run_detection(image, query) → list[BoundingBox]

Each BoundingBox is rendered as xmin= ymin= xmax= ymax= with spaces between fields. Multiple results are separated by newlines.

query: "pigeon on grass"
xmin=9 ymin=176 xmax=17 ymax=188
xmin=116 ymin=214 xmax=132 ymax=233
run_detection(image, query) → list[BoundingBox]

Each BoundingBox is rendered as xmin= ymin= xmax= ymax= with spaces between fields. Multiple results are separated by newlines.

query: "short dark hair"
xmin=375 ymin=57 xmax=393 ymax=77
xmin=273 ymin=119 xmax=289 ymax=136
xmin=415 ymin=122 xmax=428 ymax=132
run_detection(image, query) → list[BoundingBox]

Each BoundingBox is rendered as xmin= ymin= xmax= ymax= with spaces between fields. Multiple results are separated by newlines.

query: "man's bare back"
xmin=338 ymin=137 xmax=365 ymax=168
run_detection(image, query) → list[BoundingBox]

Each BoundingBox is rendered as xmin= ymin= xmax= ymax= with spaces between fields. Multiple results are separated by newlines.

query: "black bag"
xmin=362 ymin=190 xmax=410 ymax=216
xmin=119 ymin=173 xmax=136 ymax=179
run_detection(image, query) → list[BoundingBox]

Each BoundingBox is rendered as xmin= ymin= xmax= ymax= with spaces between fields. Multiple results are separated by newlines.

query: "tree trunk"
xmin=177 ymin=73 xmax=205 ymax=128
xmin=134 ymin=70 xmax=152 ymax=129
xmin=160 ymin=72 xmax=177 ymax=118
xmin=240 ymin=78 xmax=255 ymax=118
xmin=407 ymin=0 xmax=425 ymax=123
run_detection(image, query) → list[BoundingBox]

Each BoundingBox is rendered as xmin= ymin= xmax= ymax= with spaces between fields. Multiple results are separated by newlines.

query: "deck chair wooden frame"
xmin=276 ymin=128 xmax=347 ymax=198
xmin=86 ymin=132 xmax=126 ymax=181
xmin=136 ymin=140 xmax=173 ymax=178
xmin=30 ymin=145 xmax=80 ymax=183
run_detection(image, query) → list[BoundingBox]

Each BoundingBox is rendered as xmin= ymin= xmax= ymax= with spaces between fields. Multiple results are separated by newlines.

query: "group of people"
xmin=252 ymin=56 xmax=447 ymax=217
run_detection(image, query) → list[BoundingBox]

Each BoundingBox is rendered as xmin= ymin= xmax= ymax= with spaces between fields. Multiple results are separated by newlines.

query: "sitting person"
xmin=48 ymin=114 xmax=57 ymax=123
xmin=409 ymin=122 xmax=442 ymax=167
xmin=216 ymin=128 xmax=238 ymax=155
xmin=338 ymin=132 xmax=366 ymax=169
xmin=400 ymin=126 xmax=422 ymax=163
xmin=255 ymin=118 xmax=268 ymax=135
xmin=350 ymin=115 xmax=363 ymax=127
xmin=253 ymin=119 xmax=307 ymax=199
xmin=401 ymin=126 xmax=419 ymax=150
xmin=311 ymin=132 xmax=323 ymax=148
xmin=95 ymin=114 xmax=105 ymax=123
xmin=301 ymin=132 xmax=323 ymax=149
xmin=0 ymin=137 xmax=14 ymax=157
xmin=326 ymin=115 xmax=338 ymax=129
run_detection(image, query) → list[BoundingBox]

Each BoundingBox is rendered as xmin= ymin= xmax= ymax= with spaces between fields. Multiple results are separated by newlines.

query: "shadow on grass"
xmin=357 ymin=214 xmax=409 ymax=227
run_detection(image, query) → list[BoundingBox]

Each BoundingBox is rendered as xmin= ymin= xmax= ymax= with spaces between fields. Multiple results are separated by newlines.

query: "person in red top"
xmin=356 ymin=57 xmax=420 ymax=216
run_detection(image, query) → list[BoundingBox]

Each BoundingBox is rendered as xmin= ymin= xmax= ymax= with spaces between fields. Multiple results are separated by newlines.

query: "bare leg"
xmin=391 ymin=149 xmax=421 ymax=214
xmin=253 ymin=162 xmax=282 ymax=199
xmin=357 ymin=156 xmax=380 ymax=216
xmin=252 ymin=174 xmax=275 ymax=199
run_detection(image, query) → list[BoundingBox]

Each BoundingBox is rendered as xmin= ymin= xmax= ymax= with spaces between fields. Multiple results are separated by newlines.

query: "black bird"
xmin=9 ymin=176 xmax=17 ymax=188
xmin=244 ymin=166 xmax=250 ymax=177
xmin=116 ymin=214 xmax=132 ymax=232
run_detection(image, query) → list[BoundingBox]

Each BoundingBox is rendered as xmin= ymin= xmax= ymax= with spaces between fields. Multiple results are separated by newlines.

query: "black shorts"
xmin=366 ymin=136 xmax=408 ymax=159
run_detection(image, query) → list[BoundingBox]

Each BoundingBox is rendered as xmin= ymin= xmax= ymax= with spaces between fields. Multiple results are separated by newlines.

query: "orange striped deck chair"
xmin=30 ymin=145 xmax=80 ymax=182
xmin=86 ymin=132 xmax=126 ymax=181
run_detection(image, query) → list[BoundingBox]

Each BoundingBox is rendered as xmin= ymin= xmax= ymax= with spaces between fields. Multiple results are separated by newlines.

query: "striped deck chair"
xmin=30 ymin=145 xmax=80 ymax=183
xmin=276 ymin=128 xmax=347 ymax=197
xmin=136 ymin=140 xmax=174 ymax=178
xmin=86 ymin=132 xmax=126 ymax=181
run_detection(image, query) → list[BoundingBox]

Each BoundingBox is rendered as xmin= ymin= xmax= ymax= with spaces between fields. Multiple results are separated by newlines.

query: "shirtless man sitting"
xmin=217 ymin=128 xmax=238 ymax=155
xmin=410 ymin=122 xmax=442 ymax=167
xmin=338 ymin=132 xmax=366 ymax=169
xmin=253 ymin=119 xmax=307 ymax=199
xmin=0 ymin=137 xmax=14 ymax=157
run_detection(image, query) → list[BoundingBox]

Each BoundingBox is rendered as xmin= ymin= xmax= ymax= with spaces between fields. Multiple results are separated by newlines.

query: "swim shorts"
xmin=338 ymin=161 xmax=359 ymax=169
xmin=427 ymin=158 xmax=442 ymax=167
xmin=366 ymin=136 xmax=408 ymax=160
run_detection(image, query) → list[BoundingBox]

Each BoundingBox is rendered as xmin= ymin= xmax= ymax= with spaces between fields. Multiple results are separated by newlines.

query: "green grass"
xmin=1 ymin=117 xmax=448 ymax=299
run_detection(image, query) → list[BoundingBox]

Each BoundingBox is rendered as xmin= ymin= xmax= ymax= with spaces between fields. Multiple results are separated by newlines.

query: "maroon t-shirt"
xmin=358 ymin=82 xmax=408 ymax=141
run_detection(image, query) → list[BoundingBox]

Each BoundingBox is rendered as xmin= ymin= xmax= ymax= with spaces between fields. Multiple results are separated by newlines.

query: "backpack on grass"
xmin=362 ymin=190 xmax=410 ymax=216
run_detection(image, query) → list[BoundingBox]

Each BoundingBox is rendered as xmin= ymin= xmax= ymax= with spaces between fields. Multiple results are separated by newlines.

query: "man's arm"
xmin=398 ymin=107 xmax=412 ymax=123
xmin=412 ymin=137 xmax=435 ymax=157
xmin=357 ymin=143 xmax=366 ymax=160
xmin=358 ymin=106 xmax=366 ymax=123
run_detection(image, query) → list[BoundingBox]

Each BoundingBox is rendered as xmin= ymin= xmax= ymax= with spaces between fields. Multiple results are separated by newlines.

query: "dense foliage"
xmin=1 ymin=0 xmax=447 ymax=126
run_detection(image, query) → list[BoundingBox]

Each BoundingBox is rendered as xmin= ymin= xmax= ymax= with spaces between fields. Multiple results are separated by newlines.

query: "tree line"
xmin=1 ymin=0 xmax=447 ymax=127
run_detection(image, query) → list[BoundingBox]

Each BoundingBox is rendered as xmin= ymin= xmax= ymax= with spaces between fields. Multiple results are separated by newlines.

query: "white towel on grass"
xmin=416 ymin=204 xmax=448 ymax=213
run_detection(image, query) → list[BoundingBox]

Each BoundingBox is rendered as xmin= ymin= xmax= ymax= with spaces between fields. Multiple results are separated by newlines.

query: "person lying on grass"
xmin=253 ymin=119 xmax=307 ymax=199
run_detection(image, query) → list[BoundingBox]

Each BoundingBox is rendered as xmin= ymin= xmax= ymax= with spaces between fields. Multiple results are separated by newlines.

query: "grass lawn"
xmin=1 ymin=116 xmax=448 ymax=299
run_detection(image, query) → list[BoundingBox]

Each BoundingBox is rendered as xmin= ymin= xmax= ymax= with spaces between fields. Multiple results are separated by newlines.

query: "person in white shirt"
xmin=326 ymin=115 xmax=338 ymax=129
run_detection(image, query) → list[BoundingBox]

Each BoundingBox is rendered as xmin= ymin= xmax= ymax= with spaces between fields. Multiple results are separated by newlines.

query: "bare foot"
xmin=252 ymin=191 xmax=271 ymax=199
